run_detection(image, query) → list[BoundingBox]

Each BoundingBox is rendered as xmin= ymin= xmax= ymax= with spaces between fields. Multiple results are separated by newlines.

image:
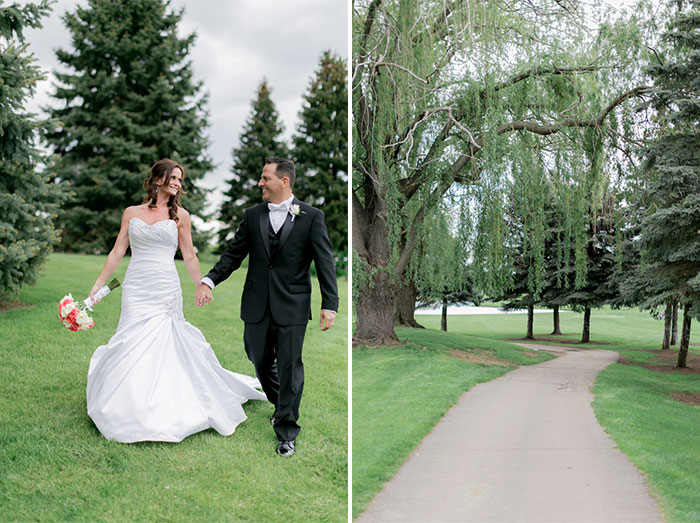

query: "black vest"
xmin=268 ymin=221 xmax=283 ymax=258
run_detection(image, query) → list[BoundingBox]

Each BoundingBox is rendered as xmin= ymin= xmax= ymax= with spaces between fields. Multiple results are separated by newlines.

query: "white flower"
xmin=290 ymin=204 xmax=303 ymax=222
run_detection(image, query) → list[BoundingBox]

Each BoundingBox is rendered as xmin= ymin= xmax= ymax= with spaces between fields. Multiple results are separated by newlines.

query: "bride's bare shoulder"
xmin=122 ymin=205 xmax=146 ymax=221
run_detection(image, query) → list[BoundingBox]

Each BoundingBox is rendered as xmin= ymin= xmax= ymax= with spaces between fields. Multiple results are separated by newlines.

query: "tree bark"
xmin=394 ymin=278 xmax=424 ymax=328
xmin=551 ymin=305 xmax=562 ymax=335
xmin=662 ymin=300 xmax=673 ymax=350
xmin=671 ymin=300 xmax=679 ymax=345
xmin=581 ymin=307 xmax=591 ymax=343
xmin=354 ymin=271 xmax=399 ymax=346
xmin=526 ymin=302 xmax=535 ymax=339
xmin=441 ymin=299 xmax=448 ymax=332
xmin=678 ymin=303 xmax=691 ymax=369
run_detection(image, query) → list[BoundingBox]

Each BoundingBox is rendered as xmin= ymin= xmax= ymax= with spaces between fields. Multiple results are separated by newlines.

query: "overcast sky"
xmin=22 ymin=0 xmax=349 ymax=227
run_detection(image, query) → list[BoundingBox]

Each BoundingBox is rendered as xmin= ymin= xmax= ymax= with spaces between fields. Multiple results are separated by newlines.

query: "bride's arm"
xmin=177 ymin=209 xmax=203 ymax=286
xmin=89 ymin=209 xmax=133 ymax=301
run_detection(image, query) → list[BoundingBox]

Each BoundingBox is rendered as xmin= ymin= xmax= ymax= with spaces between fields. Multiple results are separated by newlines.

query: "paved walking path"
xmin=357 ymin=345 xmax=663 ymax=523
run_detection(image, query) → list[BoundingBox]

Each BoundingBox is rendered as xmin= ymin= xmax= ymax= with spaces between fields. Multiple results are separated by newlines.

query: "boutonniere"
xmin=290 ymin=204 xmax=305 ymax=221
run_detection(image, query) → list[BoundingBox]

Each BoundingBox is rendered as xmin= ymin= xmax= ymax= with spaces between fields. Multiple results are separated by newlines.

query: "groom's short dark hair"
xmin=266 ymin=157 xmax=296 ymax=189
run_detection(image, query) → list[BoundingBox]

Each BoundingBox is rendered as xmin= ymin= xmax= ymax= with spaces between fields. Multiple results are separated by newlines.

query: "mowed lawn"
xmin=0 ymin=252 xmax=348 ymax=522
xmin=353 ymin=308 xmax=700 ymax=522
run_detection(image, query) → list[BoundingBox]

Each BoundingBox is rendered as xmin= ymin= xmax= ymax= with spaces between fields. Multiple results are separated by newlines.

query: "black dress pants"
xmin=243 ymin=309 xmax=306 ymax=441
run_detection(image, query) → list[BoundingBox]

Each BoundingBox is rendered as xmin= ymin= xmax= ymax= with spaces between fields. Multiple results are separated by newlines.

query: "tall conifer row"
xmin=0 ymin=0 xmax=65 ymax=300
xmin=216 ymin=80 xmax=287 ymax=253
xmin=293 ymin=50 xmax=348 ymax=270
xmin=640 ymin=0 xmax=700 ymax=368
xmin=46 ymin=0 xmax=213 ymax=254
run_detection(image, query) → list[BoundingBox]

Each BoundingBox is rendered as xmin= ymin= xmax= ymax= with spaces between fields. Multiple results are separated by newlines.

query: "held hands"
xmin=195 ymin=283 xmax=213 ymax=307
xmin=320 ymin=309 xmax=336 ymax=331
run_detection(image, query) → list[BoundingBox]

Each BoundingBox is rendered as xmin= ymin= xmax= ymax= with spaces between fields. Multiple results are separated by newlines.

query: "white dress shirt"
xmin=268 ymin=194 xmax=295 ymax=234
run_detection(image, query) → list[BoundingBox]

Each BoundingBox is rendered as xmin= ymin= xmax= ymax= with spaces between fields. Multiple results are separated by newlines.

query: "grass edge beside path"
xmin=352 ymin=326 xmax=553 ymax=518
xmin=592 ymin=361 xmax=700 ymax=523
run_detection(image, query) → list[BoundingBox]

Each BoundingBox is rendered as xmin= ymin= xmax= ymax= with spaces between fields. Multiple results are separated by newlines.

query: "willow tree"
xmin=352 ymin=0 xmax=654 ymax=345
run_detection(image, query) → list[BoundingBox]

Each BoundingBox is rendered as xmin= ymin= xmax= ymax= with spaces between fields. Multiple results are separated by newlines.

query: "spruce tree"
xmin=45 ymin=0 xmax=213 ymax=254
xmin=556 ymin=198 xmax=619 ymax=343
xmin=292 ymin=50 xmax=348 ymax=268
xmin=0 ymin=0 xmax=65 ymax=301
xmin=640 ymin=0 xmax=700 ymax=368
xmin=217 ymin=79 xmax=287 ymax=252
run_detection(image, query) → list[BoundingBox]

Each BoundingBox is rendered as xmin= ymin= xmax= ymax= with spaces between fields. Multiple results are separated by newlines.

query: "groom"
xmin=195 ymin=157 xmax=338 ymax=457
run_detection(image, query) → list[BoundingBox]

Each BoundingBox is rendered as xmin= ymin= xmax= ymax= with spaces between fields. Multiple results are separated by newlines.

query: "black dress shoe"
xmin=276 ymin=440 xmax=295 ymax=457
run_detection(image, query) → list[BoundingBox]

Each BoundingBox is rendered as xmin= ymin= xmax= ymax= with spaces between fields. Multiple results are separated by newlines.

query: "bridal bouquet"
xmin=58 ymin=278 xmax=121 ymax=331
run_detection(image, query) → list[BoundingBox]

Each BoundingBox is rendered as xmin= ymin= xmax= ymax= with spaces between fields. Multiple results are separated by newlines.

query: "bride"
xmin=86 ymin=158 xmax=266 ymax=443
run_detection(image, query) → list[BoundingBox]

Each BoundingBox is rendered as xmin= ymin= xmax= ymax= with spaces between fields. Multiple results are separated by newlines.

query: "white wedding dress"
xmin=86 ymin=217 xmax=267 ymax=443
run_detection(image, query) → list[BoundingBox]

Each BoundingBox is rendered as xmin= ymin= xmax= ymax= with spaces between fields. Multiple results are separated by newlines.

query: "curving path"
xmin=357 ymin=345 xmax=663 ymax=523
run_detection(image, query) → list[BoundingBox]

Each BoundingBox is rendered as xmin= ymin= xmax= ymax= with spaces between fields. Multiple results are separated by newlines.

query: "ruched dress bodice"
xmin=86 ymin=217 xmax=266 ymax=443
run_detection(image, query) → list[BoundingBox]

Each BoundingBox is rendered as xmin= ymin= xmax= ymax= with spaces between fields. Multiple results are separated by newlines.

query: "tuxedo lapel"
xmin=259 ymin=207 xmax=271 ymax=259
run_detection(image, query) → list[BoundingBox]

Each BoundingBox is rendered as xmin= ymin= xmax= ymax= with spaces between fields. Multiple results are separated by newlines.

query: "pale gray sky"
xmin=22 ymin=0 xmax=349 ymax=229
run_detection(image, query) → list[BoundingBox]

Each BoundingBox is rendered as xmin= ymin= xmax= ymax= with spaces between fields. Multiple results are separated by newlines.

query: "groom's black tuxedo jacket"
xmin=205 ymin=198 xmax=338 ymax=326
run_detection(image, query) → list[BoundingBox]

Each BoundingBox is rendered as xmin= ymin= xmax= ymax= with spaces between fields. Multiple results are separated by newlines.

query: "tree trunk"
xmin=581 ymin=307 xmax=591 ymax=343
xmin=394 ymin=278 xmax=424 ymax=328
xmin=671 ymin=300 xmax=679 ymax=345
xmin=441 ymin=299 xmax=448 ymax=332
xmin=526 ymin=302 xmax=535 ymax=339
xmin=551 ymin=305 xmax=562 ymax=335
xmin=678 ymin=303 xmax=691 ymax=369
xmin=354 ymin=271 xmax=399 ymax=346
xmin=662 ymin=300 xmax=673 ymax=350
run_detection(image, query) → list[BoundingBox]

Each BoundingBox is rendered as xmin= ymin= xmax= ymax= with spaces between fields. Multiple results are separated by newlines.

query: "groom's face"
xmin=258 ymin=163 xmax=287 ymax=203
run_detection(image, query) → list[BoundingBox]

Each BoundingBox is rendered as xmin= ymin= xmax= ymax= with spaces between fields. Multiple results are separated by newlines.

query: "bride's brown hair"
xmin=142 ymin=159 xmax=186 ymax=222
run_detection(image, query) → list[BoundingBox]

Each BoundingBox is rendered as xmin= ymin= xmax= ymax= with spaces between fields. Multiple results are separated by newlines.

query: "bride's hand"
xmin=195 ymin=284 xmax=213 ymax=307
xmin=89 ymin=282 xmax=103 ymax=303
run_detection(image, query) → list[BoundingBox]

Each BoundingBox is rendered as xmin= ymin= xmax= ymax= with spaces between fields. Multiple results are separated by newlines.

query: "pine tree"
xmin=45 ymin=0 xmax=213 ymax=254
xmin=558 ymin=198 xmax=619 ymax=343
xmin=217 ymin=80 xmax=287 ymax=252
xmin=292 ymin=50 xmax=348 ymax=269
xmin=0 ymin=0 xmax=66 ymax=301
xmin=640 ymin=0 xmax=700 ymax=368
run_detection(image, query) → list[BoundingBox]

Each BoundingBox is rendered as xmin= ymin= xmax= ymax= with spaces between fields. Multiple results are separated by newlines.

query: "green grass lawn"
xmin=0 ymin=253 xmax=348 ymax=522
xmin=353 ymin=308 xmax=700 ymax=521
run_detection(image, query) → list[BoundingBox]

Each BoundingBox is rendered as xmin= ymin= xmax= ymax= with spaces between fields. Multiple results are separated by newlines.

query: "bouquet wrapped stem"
xmin=59 ymin=278 xmax=121 ymax=331
xmin=84 ymin=278 xmax=121 ymax=310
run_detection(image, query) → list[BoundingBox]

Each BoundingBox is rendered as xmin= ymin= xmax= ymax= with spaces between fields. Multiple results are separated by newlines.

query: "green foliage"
xmin=413 ymin=201 xmax=481 ymax=311
xmin=0 ymin=253 xmax=348 ymax=520
xmin=45 ymin=0 xmax=213 ymax=254
xmin=638 ymin=0 xmax=700 ymax=312
xmin=352 ymin=0 xmax=655 ymax=343
xmin=216 ymin=80 xmax=287 ymax=253
xmin=293 ymin=51 xmax=348 ymax=273
xmin=0 ymin=0 xmax=64 ymax=301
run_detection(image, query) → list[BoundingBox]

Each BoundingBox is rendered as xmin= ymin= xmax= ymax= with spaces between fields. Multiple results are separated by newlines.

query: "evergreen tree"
xmin=45 ymin=0 xmax=213 ymax=254
xmin=639 ymin=0 xmax=700 ymax=368
xmin=292 ymin=50 xmax=348 ymax=270
xmin=217 ymin=79 xmax=287 ymax=252
xmin=558 ymin=197 xmax=619 ymax=343
xmin=0 ymin=0 xmax=65 ymax=301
